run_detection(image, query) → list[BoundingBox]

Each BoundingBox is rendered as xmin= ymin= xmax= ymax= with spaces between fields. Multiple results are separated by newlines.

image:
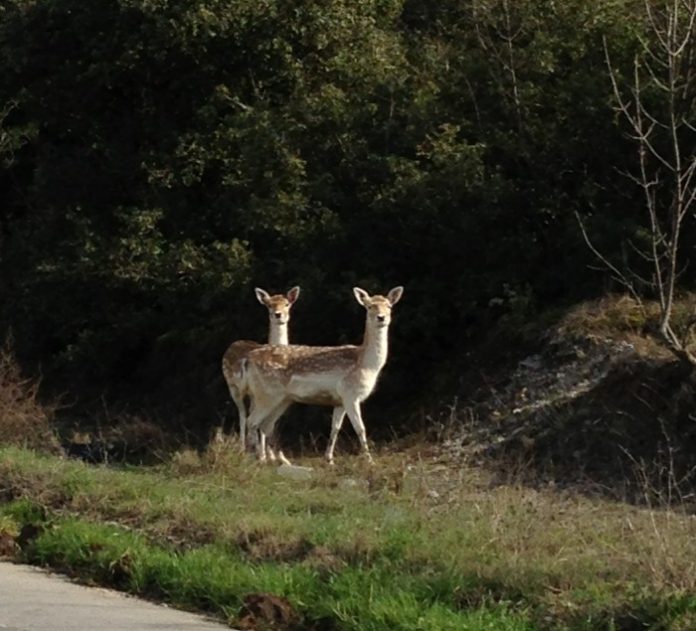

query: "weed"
xmin=0 ymin=338 xmax=61 ymax=454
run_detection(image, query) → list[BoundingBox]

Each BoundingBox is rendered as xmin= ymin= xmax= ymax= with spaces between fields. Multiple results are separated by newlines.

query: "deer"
xmin=244 ymin=286 xmax=403 ymax=465
xmin=222 ymin=286 xmax=300 ymax=461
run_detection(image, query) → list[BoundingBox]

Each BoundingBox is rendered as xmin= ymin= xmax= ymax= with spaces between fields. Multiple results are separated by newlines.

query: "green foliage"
xmin=0 ymin=0 xmax=680 ymax=429
xmin=0 ymin=497 xmax=47 ymax=526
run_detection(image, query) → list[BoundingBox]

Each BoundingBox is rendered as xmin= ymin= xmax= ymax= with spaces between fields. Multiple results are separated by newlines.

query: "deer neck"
xmin=359 ymin=319 xmax=389 ymax=373
xmin=268 ymin=320 xmax=288 ymax=346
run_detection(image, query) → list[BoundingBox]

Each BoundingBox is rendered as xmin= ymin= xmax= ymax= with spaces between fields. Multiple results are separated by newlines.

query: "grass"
xmin=2 ymin=442 xmax=696 ymax=630
xmin=554 ymin=293 xmax=696 ymax=355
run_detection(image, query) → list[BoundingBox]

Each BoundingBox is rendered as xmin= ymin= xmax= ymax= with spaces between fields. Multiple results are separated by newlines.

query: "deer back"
xmin=223 ymin=340 xmax=261 ymax=380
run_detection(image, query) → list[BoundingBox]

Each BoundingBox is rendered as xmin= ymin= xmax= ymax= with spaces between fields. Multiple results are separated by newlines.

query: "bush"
xmin=0 ymin=339 xmax=62 ymax=454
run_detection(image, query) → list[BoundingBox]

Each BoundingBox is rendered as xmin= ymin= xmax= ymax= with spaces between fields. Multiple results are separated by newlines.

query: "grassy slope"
xmin=2 ymin=444 xmax=696 ymax=630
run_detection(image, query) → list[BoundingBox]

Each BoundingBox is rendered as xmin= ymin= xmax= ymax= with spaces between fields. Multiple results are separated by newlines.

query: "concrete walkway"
xmin=0 ymin=562 xmax=232 ymax=630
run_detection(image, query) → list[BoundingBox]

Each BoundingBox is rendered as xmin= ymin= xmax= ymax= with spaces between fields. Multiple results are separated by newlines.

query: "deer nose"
xmin=275 ymin=312 xmax=283 ymax=319
xmin=377 ymin=314 xmax=386 ymax=323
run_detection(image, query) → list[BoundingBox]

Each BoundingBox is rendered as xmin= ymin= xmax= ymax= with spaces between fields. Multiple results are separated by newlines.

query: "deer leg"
xmin=245 ymin=392 xmax=278 ymax=462
xmin=227 ymin=384 xmax=247 ymax=452
xmin=259 ymin=429 xmax=270 ymax=460
xmin=325 ymin=406 xmax=346 ymax=465
xmin=259 ymin=403 xmax=292 ymax=465
xmin=263 ymin=431 xmax=284 ymax=464
xmin=246 ymin=396 xmax=271 ymax=459
xmin=261 ymin=420 xmax=280 ymax=462
xmin=247 ymin=400 xmax=279 ymax=463
xmin=268 ymin=431 xmax=292 ymax=466
xmin=247 ymin=399 xmax=288 ymax=463
xmin=343 ymin=400 xmax=373 ymax=464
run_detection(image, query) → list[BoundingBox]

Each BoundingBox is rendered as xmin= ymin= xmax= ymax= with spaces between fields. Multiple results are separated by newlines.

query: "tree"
xmin=582 ymin=0 xmax=696 ymax=364
xmin=0 ymin=0 xmax=666 ymax=431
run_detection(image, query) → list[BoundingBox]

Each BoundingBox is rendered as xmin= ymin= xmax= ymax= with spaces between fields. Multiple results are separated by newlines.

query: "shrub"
xmin=0 ymin=338 xmax=61 ymax=454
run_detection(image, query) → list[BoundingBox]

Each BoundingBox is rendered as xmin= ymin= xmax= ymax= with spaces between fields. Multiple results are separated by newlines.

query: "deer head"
xmin=353 ymin=286 xmax=403 ymax=329
xmin=255 ymin=286 xmax=301 ymax=326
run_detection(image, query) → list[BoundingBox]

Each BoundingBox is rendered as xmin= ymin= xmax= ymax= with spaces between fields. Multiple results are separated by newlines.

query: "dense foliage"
xmin=0 ymin=0 xmax=692 ymax=434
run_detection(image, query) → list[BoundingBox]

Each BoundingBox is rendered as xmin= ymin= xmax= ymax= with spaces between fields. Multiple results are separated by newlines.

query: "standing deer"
xmin=244 ymin=286 xmax=403 ymax=464
xmin=222 ymin=286 xmax=300 ymax=460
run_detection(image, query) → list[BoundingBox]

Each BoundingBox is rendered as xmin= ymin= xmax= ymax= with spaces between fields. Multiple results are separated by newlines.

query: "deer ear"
xmin=387 ymin=286 xmax=404 ymax=306
xmin=286 ymin=286 xmax=300 ymax=304
xmin=353 ymin=287 xmax=371 ymax=307
xmin=255 ymin=288 xmax=271 ymax=305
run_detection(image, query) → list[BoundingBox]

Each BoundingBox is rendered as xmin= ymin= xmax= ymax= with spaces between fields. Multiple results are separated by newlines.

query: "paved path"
xmin=0 ymin=562 xmax=232 ymax=630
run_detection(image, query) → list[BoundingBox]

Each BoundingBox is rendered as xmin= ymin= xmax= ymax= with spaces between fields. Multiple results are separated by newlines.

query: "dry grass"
xmin=0 ymin=339 xmax=61 ymax=454
xmin=324 ymin=446 xmax=696 ymax=611
xmin=177 ymin=440 xmax=696 ymax=600
xmin=557 ymin=294 xmax=654 ymax=336
xmin=555 ymin=293 xmax=696 ymax=359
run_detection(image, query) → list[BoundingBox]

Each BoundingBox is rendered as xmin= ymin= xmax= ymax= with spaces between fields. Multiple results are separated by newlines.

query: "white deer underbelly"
xmin=287 ymin=373 xmax=343 ymax=406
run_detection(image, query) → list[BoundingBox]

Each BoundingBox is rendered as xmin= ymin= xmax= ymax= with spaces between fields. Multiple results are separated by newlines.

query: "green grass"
xmin=20 ymin=517 xmax=533 ymax=630
xmin=1 ymin=444 xmax=696 ymax=629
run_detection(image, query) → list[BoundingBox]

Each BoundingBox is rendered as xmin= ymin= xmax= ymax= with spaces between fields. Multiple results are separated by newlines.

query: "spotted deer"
xmin=222 ymin=286 xmax=300 ymax=459
xmin=244 ymin=286 xmax=403 ymax=464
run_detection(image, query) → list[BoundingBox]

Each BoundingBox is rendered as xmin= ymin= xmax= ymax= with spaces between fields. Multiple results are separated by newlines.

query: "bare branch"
xmin=576 ymin=212 xmax=644 ymax=306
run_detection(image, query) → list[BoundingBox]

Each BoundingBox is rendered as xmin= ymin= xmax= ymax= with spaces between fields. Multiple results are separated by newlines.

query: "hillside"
xmin=437 ymin=296 xmax=696 ymax=504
